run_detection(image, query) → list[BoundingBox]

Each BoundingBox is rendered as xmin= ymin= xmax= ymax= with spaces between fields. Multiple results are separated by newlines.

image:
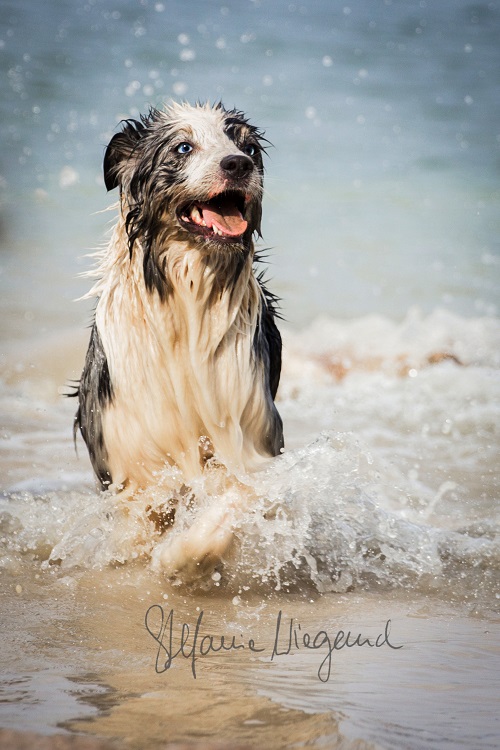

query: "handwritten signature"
xmin=145 ymin=606 xmax=403 ymax=682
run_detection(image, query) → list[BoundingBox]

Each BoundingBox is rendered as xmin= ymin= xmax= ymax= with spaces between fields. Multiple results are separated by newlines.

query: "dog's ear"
xmin=103 ymin=119 xmax=146 ymax=191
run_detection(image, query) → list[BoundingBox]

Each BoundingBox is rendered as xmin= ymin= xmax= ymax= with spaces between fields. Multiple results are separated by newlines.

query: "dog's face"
xmin=103 ymin=102 xmax=266 ymax=256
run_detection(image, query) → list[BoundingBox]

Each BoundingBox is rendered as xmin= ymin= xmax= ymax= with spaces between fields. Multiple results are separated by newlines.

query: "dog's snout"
xmin=220 ymin=154 xmax=253 ymax=179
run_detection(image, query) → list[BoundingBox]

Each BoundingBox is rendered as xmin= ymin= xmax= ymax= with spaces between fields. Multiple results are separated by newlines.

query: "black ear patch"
xmin=103 ymin=119 xmax=146 ymax=191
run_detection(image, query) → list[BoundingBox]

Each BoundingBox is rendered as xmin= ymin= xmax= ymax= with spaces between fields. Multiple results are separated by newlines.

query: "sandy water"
xmin=1 ymin=0 xmax=500 ymax=747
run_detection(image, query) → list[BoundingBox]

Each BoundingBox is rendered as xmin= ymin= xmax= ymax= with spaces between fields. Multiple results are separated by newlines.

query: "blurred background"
xmin=1 ymin=13 xmax=499 ymax=748
xmin=0 ymin=0 xmax=499 ymax=340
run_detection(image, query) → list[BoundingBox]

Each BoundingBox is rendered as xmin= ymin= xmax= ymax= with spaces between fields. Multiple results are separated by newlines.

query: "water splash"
xmin=1 ymin=431 xmax=497 ymax=603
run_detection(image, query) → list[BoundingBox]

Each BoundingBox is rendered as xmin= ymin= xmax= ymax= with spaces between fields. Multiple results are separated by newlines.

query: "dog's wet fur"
xmin=74 ymin=102 xmax=283 ymax=572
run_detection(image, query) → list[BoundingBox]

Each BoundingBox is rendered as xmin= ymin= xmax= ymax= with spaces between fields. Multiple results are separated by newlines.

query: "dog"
xmin=74 ymin=101 xmax=283 ymax=575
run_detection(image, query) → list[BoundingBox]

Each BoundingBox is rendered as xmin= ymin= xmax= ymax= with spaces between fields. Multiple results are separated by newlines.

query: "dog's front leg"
xmin=152 ymin=486 xmax=250 ymax=580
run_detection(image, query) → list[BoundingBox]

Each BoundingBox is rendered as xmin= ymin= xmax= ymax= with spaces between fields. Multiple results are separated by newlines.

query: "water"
xmin=1 ymin=1 xmax=499 ymax=748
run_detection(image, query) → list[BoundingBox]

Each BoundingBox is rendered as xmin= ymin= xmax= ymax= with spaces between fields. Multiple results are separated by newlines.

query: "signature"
xmin=144 ymin=606 xmax=403 ymax=682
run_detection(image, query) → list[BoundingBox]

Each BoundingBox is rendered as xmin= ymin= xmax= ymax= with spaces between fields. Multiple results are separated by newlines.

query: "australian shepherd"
xmin=75 ymin=101 xmax=283 ymax=576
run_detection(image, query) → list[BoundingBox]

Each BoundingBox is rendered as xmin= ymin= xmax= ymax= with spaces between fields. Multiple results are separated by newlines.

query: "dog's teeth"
xmin=190 ymin=206 xmax=203 ymax=225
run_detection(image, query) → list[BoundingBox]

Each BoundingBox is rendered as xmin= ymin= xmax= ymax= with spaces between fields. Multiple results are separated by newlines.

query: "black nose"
xmin=220 ymin=154 xmax=254 ymax=179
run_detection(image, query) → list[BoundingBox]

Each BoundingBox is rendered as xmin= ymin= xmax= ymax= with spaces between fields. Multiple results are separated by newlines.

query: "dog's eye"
xmin=243 ymin=143 xmax=258 ymax=157
xmin=176 ymin=142 xmax=193 ymax=155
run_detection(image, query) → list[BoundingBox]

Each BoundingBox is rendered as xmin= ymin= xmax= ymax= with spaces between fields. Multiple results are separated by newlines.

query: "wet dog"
xmin=75 ymin=102 xmax=283 ymax=575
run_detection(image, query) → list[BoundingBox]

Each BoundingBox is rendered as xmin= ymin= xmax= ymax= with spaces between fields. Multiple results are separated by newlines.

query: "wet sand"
xmin=0 ymin=728 xmax=254 ymax=750
xmin=2 ymin=564 xmax=499 ymax=750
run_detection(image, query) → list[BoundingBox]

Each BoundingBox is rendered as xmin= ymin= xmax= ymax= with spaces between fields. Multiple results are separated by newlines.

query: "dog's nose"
xmin=220 ymin=154 xmax=253 ymax=179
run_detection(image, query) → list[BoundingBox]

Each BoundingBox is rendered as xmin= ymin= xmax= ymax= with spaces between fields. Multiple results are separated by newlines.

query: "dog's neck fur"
xmin=89 ymin=210 xmax=269 ymax=489
xmin=91 ymin=210 xmax=261 ymax=356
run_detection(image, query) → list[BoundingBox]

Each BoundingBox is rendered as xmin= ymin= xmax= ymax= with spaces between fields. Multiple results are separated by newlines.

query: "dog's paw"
xmin=152 ymin=499 xmax=237 ymax=581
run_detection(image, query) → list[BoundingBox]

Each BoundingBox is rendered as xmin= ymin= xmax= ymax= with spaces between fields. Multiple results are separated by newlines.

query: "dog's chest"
xmin=96 ymin=254 xmax=262 ymax=484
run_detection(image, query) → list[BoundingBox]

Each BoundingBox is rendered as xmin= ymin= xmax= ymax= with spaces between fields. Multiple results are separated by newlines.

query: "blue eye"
xmin=176 ymin=142 xmax=193 ymax=154
xmin=244 ymin=143 xmax=257 ymax=157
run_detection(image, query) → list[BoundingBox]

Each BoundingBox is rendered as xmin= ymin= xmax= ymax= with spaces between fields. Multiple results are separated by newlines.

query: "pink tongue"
xmin=201 ymin=197 xmax=248 ymax=237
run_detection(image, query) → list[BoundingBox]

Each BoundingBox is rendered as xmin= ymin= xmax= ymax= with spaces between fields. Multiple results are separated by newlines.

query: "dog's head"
xmin=104 ymin=102 xmax=266 ymax=261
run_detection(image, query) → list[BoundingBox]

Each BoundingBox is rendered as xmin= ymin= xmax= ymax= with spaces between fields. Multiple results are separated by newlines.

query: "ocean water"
xmin=1 ymin=1 xmax=499 ymax=749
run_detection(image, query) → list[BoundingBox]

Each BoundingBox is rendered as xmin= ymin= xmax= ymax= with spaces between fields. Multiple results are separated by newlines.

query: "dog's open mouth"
xmin=178 ymin=191 xmax=248 ymax=241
